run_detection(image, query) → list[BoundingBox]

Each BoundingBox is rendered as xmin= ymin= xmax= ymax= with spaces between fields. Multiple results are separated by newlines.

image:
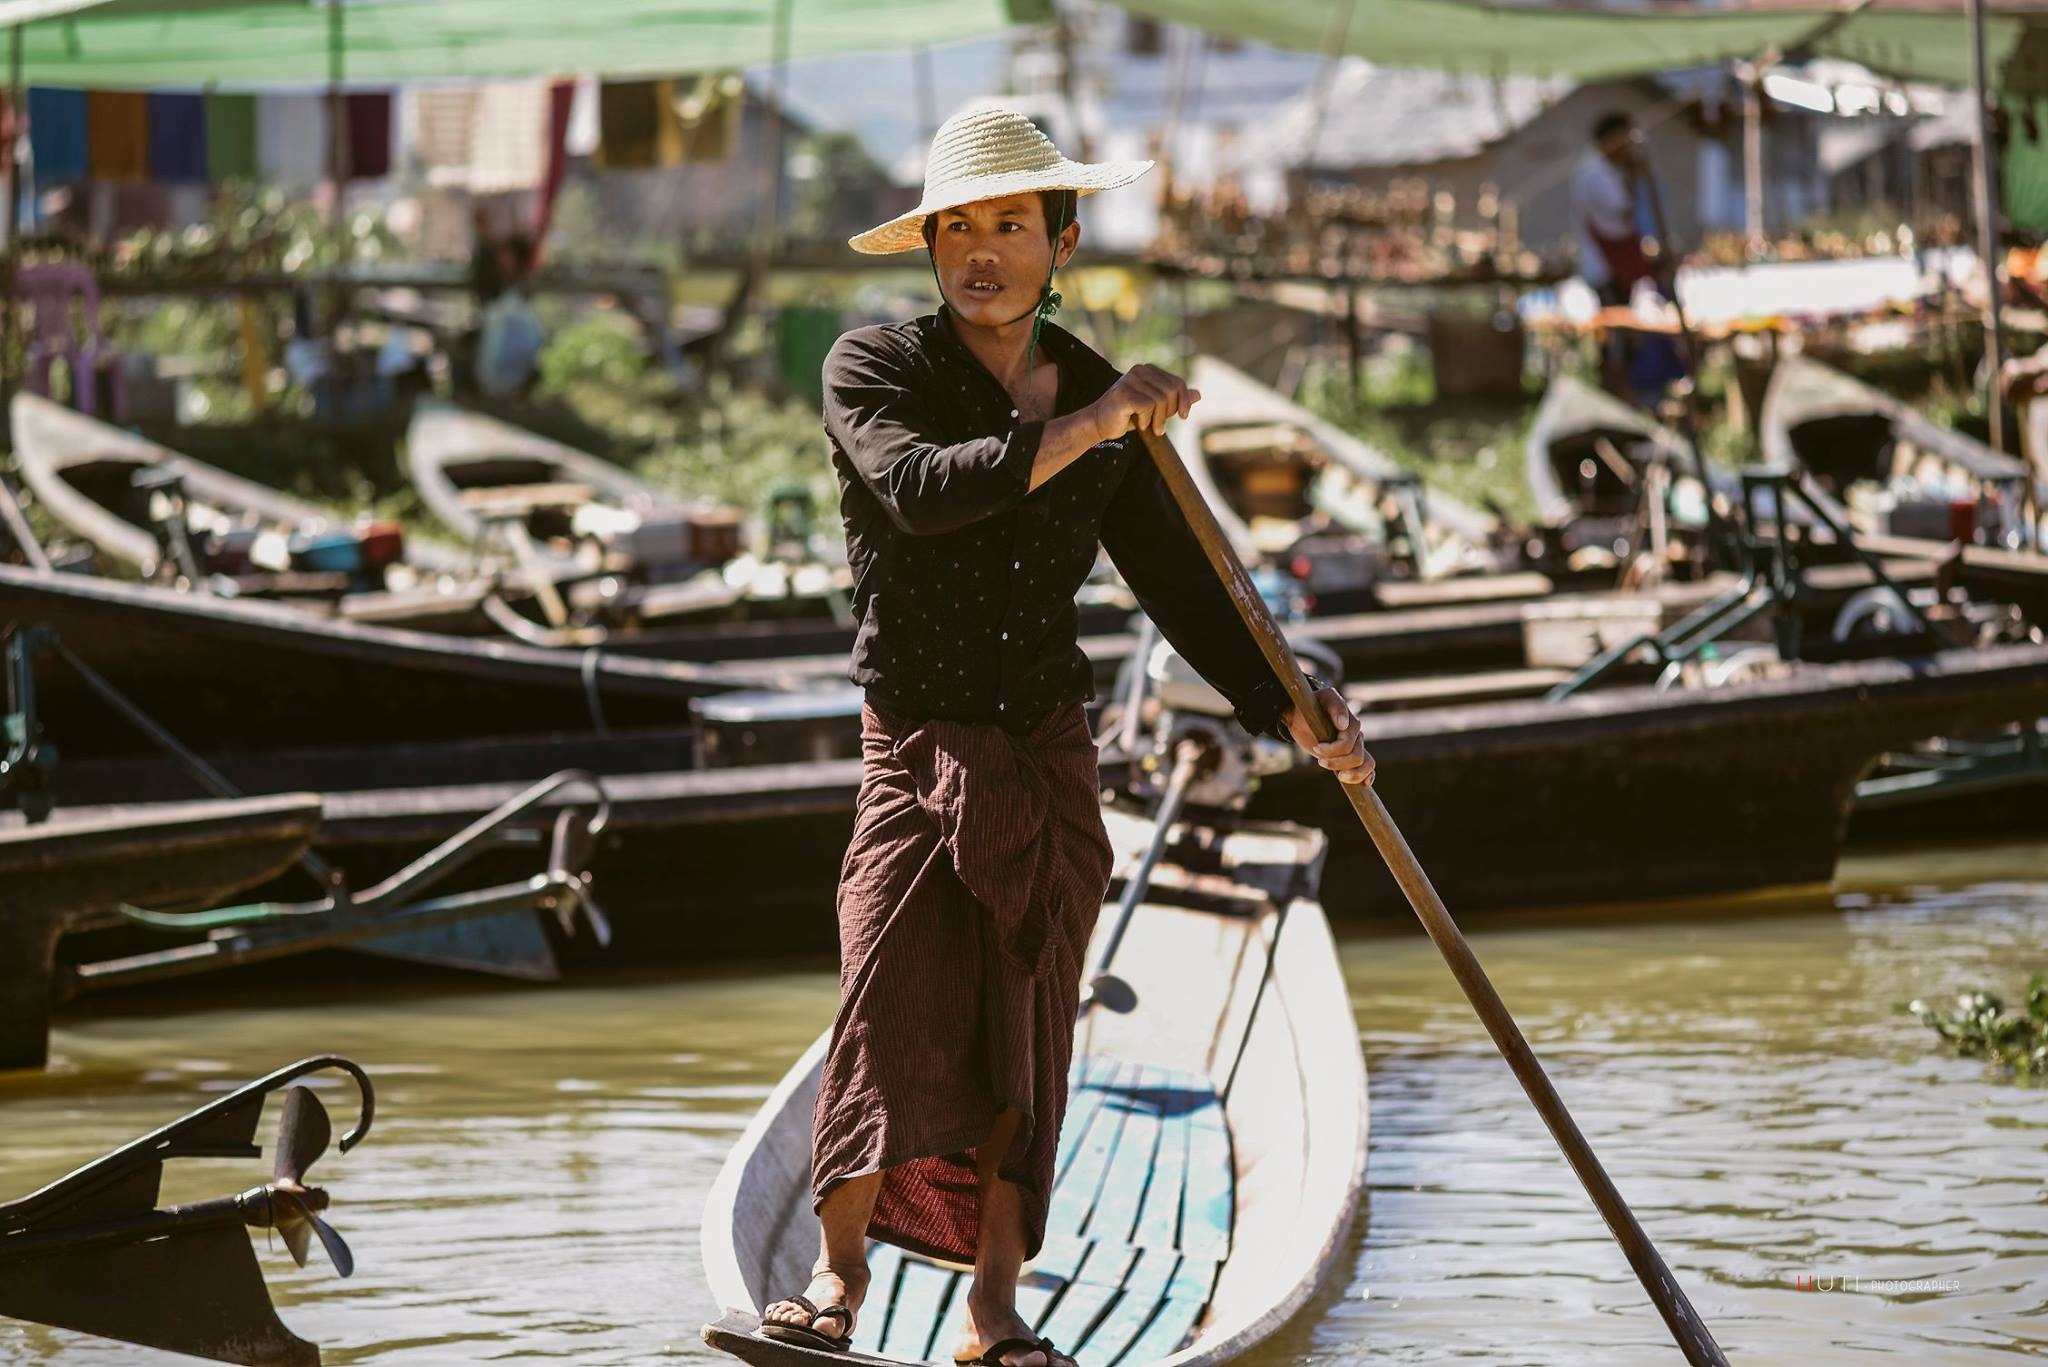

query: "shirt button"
xmin=1001 ymin=631 xmax=1008 ymax=640
xmin=1009 ymin=408 xmax=1018 ymax=418
xmin=1013 ymin=560 xmax=1021 ymax=569
xmin=998 ymin=702 xmax=1006 ymax=710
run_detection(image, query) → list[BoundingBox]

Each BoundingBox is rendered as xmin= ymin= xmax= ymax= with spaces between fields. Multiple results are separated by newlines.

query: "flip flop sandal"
xmin=954 ymin=1335 xmax=1073 ymax=1367
xmin=760 ymin=1293 xmax=855 ymax=1353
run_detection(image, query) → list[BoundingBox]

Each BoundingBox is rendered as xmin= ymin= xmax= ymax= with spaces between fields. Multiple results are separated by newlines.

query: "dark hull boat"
xmin=1761 ymin=354 xmax=2041 ymax=549
xmin=31 ymin=642 xmax=2046 ymax=970
xmin=1269 ymin=642 xmax=2048 ymax=916
xmin=8 ymin=393 xmax=484 ymax=631
xmin=0 ymin=793 xmax=319 ymax=1069
xmin=0 ymin=564 xmax=765 ymax=756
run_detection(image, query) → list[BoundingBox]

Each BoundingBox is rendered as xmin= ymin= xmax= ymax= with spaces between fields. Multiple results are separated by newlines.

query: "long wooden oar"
xmin=1136 ymin=426 xmax=1732 ymax=1367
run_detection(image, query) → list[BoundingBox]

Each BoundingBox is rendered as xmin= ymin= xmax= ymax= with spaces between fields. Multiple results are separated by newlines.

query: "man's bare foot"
xmin=954 ymin=1295 xmax=1073 ymax=1367
xmin=763 ymin=1262 xmax=869 ymax=1343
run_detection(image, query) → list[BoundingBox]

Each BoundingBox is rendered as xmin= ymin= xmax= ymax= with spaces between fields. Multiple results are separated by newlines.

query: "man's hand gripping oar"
xmin=1125 ymin=412 xmax=1732 ymax=1367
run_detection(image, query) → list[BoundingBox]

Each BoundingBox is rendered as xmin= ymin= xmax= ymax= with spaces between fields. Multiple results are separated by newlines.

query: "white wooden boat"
xmin=701 ymin=764 xmax=1368 ymax=1366
xmin=1763 ymin=353 xmax=2041 ymax=548
xmin=406 ymin=403 xmax=854 ymax=634
xmin=1523 ymin=374 xmax=1693 ymax=534
xmin=7 ymin=392 xmax=480 ymax=628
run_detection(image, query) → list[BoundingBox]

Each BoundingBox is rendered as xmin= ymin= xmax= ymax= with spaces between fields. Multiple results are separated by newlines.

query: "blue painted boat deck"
xmin=846 ymin=1057 xmax=1234 ymax=1366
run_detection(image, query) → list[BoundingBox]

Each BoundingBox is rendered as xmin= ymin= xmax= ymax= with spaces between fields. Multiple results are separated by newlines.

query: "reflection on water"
xmin=4 ymin=843 xmax=2047 ymax=1365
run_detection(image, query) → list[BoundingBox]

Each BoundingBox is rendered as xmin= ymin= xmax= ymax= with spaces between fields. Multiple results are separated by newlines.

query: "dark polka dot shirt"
xmin=822 ymin=306 xmax=1293 ymax=741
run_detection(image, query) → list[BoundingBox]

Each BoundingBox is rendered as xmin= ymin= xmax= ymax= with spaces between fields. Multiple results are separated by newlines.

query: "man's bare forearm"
xmin=1027 ymin=404 xmax=1116 ymax=492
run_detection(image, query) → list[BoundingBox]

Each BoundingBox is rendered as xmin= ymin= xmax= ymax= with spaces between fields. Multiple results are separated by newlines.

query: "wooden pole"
xmin=4 ymin=24 xmax=22 ymax=415
xmin=754 ymin=0 xmax=793 ymax=266
xmin=1742 ymin=64 xmax=1765 ymax=254
xmin=1634 ymin=150 xmax=1726 ymax=565
xmin=1967 ymin=0 xmax=2009 ymax=455
xmin=1134 ymin=423 xmax=1733 ymax=1367
xmin=325 ymin=0 xmax=347 ymax=420
xmin=913 ymin=46 xmax=937 ymax=143
xmin=4 ymin=24 xmax=20 ymax=250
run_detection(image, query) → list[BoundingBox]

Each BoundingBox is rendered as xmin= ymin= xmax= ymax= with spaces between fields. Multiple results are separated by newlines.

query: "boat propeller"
xmin=0 ymin=1056 xmax=375 ymax=1367
xmin=244 ymin=1085 xmax=355 ymax=1276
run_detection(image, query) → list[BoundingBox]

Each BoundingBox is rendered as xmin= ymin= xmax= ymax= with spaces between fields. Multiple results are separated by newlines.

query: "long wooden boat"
xmin=1760 ymin=354 xmax=2040 ymax=547
xmin=1522 ymin=375 xmax=1723 ymax=581
xmin=0 ymin=564 xmax=770 ymax=756
xmin=700 ymin=772 xmax=1367 ymax=1366
xmin=0 ymin=793 xmax=320 ymax=1070
xmin=1173 ymin=356 xmax=1523 ymax=613
xmin=8 ymin=393 xmax=484 ymax=630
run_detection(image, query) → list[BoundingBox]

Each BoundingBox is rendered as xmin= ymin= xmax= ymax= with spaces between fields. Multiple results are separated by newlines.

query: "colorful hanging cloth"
xmin=205 ymin=90 xmax=258 ymax=181
xmin=146 ymin=92 xmax=207 ymax=182
xmin=346 ymin=90 xmax=391 ymax=179
xmin=468 ymin=80 xmax=548 ymax=192
xmin=256 ymin=92 xmax=324 ymax=186
xmin=87 ymin=90 xmax=148 ymax=180
xmin=27 ymin=88 xmax=88 ymax=181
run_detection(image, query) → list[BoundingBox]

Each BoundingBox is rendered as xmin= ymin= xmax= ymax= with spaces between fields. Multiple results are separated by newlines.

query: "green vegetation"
xmin=1292 ymin=347 xmax=1540 ymax=524
xmin=534 ymin=310 xmax=834 ymax=519
xmin=1910 ymin=978 xmax=2048 ymax=1079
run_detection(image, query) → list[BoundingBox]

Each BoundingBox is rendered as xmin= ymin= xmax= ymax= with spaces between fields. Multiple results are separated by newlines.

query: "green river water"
xmin=3 ymin=838 xmax=2046 ymax=1365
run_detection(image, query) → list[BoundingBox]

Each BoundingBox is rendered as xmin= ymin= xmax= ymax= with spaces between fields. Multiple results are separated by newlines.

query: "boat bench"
xmin=848 ymin=1056 xmax=1232 ymax=1366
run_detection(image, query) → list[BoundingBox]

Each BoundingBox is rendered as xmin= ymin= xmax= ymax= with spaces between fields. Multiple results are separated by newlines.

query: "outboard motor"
xmin=1128 ymin=630 xmax=1344 ymax=811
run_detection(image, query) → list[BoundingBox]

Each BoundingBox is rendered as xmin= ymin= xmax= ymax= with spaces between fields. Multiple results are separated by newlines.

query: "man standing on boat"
xmin=758 ymin=107 xmax=1372 ymax=1367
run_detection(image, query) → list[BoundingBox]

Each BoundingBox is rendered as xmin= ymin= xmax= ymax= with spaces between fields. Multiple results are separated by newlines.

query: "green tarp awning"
xmin=0 ymin=0 xmax=1049 ymax=87
xmin=1111 ymin=1 xmax=2048 ymax=93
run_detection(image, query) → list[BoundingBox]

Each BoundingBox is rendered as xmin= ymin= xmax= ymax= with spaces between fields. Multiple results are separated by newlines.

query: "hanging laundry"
xmin=468 ymin=80 xmax=548 ymax=192
xmin=87 ymin=91 xmax=148 ymax=181
xmin=257 ymin=92 xmax=325 ymax=187
xmin=347 ymin=91 xmax=392 ymax=179
xmin=146 ymin=92 xmax=207 ymax=182
xmin=206 ymin=90 xmax=259 ymax=181
xmin=26 ymin=88 xmax=88 ymax=182
xmin=596 ymin=79 xmax=682 ymax=169
xmin=565 ymin=76 xmax=599 ymax=159
xmin=408 ymin=86 xmax=476 ymax=186
xmin=529 ymin=80 xmax=577 ymax=260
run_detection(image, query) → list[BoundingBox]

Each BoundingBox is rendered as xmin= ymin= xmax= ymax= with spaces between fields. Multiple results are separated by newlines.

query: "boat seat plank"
xmin=1179 ymin=1096 xmax=1233 ymax=1263
xmin=879 ymin=1259 xmax=955 ymax=1362
xmin=1072 ymin=1239 xmax=1138 ymax=1289
xmin=1114 ymin=1294 xmax=1208 ymax=1366
xmin=1053 ymin=1055 xmax=1121 ymax=1183
xmin=923 ymin=1268 xmax=971 ymax=1365
xmin=1130 ymin=1080 xmax=1191 ymax=1252
xmin=1031 ymin=1232 xmax=1090 ymax=1286
xmin=1013 ymin=1278 xmax=1060 ymax=1332
xmin=849 ymin=1243 xmax=905 ymax=1355
xmin=1083 ymin=1067 xmax=1165 ymax=1247
xmin=1034 ymin=1278 xmax=1118 ymax=1355
xmin=1076 ymin=1248 xmax=1179 ymax=1367
xmin=1166 ymin=1253 xmax=1221 ymax=1306
xmin=1044 ymin=1061 xmax=1138 ymax=1242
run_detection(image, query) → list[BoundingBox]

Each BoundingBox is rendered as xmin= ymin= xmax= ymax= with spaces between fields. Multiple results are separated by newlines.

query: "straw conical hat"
xmin=850 ymin=105 xmax=1153 ymax=255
